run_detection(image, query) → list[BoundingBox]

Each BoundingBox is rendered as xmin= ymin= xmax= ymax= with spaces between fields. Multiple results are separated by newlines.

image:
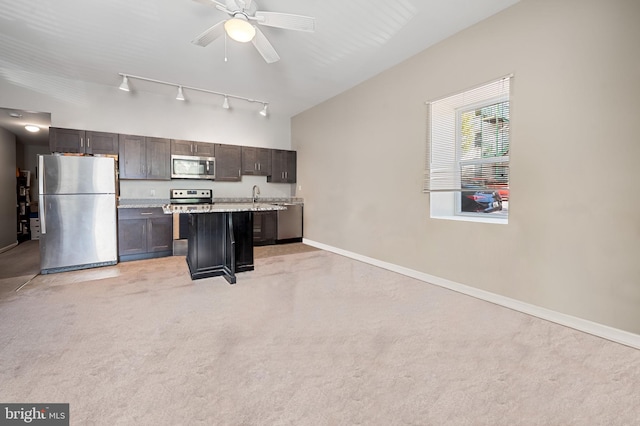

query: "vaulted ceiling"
xmin=0 ymin=0 xmax=519 ymax=137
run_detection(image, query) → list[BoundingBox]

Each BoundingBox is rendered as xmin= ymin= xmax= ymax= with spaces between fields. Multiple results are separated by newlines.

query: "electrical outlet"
xmin=150 ymin=189 xmax=155 ymax=197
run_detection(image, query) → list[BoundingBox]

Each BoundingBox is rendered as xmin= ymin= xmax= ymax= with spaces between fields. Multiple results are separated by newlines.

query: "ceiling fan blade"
xmin=252 ymin=27 xmax=280 ymax=63
xmin=253 ymin=11 xmax=315 ymax=32
xmin=191 ymin=21 xmax=226 ymax=47
xmin=192 ymin=0 xmax=227 ymax=9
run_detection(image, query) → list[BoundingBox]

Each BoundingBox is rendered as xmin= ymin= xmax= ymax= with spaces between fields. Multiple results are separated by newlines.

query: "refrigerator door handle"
xmin=38 ymin=155 xmax=46 ymax=235
xmin=39 ymin=194 xmax=46 ymax=234
xmin=38 ymin=155 xmax=44 ymax=196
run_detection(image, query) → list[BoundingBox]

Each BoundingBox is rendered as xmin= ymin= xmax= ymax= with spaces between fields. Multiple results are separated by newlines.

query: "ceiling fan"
xmin=191 ymin=0 xmax=316 ymax=63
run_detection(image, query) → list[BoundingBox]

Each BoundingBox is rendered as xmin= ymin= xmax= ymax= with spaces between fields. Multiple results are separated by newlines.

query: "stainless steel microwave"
xmin=171 ymin=155 xmax=215 ymax=180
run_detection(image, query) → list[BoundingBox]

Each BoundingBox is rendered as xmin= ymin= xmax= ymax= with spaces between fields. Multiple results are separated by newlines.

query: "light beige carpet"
xmin=0 ymin=240 xmax=40 ymax=299
xmin=0 ymin=246 xmax=639 ymax=425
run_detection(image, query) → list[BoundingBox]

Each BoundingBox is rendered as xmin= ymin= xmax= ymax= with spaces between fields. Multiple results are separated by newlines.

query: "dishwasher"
xmin=276 ymin=203 xmax=303 ymax=243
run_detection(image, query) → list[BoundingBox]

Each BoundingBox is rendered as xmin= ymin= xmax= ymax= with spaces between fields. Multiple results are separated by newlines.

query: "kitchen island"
xmin=163 ymin=203 xmax=286 ymax=284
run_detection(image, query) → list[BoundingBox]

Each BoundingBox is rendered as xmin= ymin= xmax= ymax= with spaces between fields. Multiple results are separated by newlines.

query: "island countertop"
xmin=162 ymin=203 xmax=287 ymax=214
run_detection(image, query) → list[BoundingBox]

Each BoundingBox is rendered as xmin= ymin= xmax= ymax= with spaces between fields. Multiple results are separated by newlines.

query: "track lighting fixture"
xmin=119 ymin=75 xmax=130 ymax=92
xmin=176 ymin=86 xmax=185 ymax=101
xmin=117 ymin=73 xmax=268 ymax=115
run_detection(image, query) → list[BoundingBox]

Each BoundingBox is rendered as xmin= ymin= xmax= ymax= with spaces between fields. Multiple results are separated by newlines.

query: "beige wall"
xmin=292 ymin=0 xmax=640 ymax=334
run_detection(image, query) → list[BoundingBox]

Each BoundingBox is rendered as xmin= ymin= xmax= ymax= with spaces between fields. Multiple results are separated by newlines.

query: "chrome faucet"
xmin=252 ymin=185 xmax=261 ymax=203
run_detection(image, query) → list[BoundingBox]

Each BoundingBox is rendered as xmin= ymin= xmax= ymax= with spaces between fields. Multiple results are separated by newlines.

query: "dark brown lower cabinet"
xmin=118 ymin=208 xmax=172 ymax=262
xmin=186 ymin=211 xmax=253 ymax=283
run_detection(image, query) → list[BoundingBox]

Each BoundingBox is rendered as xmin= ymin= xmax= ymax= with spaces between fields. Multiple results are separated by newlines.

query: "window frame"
xmin=425 ymin=76 xmax=512 ymax=225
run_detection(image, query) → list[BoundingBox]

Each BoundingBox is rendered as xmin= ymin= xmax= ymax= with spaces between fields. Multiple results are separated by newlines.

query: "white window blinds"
xmin=424 ymin=76 xmax=511 ymax=193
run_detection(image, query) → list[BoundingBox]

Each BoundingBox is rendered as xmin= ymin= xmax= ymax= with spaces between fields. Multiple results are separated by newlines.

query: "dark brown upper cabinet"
xmin=214 ymin=144 xmax=242 ymax=182
xmin=241 ymin=146 xmax=272 ymax=176
xmin=119 ymin=135 xmax=170 ymax=180
xmin=171 ymin=140 xmax=215 ymax=157
xmin=268 ymin=149 xmax=296 ymax=183
xmin=49 ymin=128 xmax=119 ymax=155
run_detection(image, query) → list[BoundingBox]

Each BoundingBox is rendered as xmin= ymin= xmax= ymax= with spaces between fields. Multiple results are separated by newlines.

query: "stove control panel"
xmin=170 ymin=189 xmax=212 ymax=200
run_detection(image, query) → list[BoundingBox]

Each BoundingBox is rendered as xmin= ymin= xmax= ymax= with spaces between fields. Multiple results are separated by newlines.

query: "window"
xmin=425 ymin=76 xmax=511 ymax=223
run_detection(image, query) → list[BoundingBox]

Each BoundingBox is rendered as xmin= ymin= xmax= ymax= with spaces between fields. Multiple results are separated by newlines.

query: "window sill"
xmin=431 ymin=213 xmax=508 ymax=225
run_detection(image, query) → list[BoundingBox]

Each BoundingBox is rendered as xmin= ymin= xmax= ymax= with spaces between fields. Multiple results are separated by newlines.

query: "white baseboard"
xmin=303 ymin=238 xmax=640 ymax=350
xmin=0 ymin=241 xmax=18 ymax=254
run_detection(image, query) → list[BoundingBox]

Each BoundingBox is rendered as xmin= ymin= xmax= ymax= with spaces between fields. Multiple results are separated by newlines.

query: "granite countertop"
xmin=216 ymin=197 xmax=303 ymax=204
xmin=117 ymin=199 xmax=170 ymax=208
xmin=118 ymin=197 xmax=303 ymax=209
xmin=163 ymin=203 xmax=287 ymax=214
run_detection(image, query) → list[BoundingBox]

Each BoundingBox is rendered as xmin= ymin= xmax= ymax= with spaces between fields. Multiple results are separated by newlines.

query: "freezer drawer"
xmin=40 ymin=193 xmax=117 ymax=273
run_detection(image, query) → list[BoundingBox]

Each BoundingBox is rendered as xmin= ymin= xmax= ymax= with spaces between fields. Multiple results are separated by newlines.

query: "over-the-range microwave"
xmin=171 ymin=155 xmax=215 ymax=180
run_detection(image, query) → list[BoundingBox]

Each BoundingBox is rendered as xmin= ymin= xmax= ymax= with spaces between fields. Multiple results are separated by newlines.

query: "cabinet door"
xmin=256 ymin=148 xmax=272 ymax=176
xmin=118 ymin=134 xmax=146 ymax=179
xmin=118 ymin=218 xmax=147 ymax=256
xmin=49 ymin=128 xmax=85 ymax=153
xmin=268 ymin=149 xmax=286 ymax=183
xmin=214 ymin=144 xmax=242 ymax=181
xmin=145 ymin=137 xmax=171 ymax=180
xmin=285 ymin=150 xmax=297 ymax=183
xmin=86 ymin=131 xmax=118 ymax=155
xmin=194 ymin=142 xmax=215 ymax=157
xmin=253 ymin=210 xmax=276 ymax=245
xmin=233 ymin=211 xmax=254 ymax=272
xmin=171 ymin=140 xmax=193 ymax=155
xmin=148 ymin=217 xmax=173 ymax=252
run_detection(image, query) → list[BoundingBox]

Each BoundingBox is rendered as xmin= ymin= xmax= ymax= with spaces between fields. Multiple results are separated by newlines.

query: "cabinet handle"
xmin=254 ymin=162 xmax=257 ymax=170
xmin=87 ymin=138 xmax=90 ymax=148
xmin=190 ymin=145 xmax=193 ymax=153
xmin=195 ymin=145 xmax=198 ymax=153
xmin=80 ymin=137 xmax=84 ymax=148
xmin=141 ymin=212 xmax=153 ymax=215
xmin=258 ymin=163 xmax=261 ymax=171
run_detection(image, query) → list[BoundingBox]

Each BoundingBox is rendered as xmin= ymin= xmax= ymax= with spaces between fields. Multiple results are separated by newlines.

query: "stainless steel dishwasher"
xmin=276 ymin=203 xmax=303 ymax=243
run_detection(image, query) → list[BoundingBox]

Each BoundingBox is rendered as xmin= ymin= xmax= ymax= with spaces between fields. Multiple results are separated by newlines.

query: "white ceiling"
xmin=0 ymin=0 xmax=519 ymax=138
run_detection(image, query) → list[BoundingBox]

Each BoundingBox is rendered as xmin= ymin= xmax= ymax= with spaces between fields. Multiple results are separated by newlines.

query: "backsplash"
xmin=119 ymin=175 xmax=295 ymax=200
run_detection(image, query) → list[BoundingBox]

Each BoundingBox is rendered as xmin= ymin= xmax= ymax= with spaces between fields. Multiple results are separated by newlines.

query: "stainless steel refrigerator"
xmin=38 ymin=155 xmax=117 ymax=274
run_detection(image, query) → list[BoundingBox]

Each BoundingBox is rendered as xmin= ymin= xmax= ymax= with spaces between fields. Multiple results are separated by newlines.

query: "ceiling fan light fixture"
xmin=222 ymin=96 xmax=230 ymax=110
xmin=176 ymin=86 xmax=185 ymax=101
xmin=25 ymin=125 xmax=40 ymax=133
xmin=119 ymin=75 xmax=130 ymax=92
xmin=259 ymin=103 xmax=268 ymax=117
xmin=224 ymin=16 xmax=256 ymax=43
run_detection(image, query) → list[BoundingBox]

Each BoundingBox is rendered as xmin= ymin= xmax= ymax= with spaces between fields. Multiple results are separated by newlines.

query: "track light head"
xmin=176 ymin=86 xmax=185 ymax=101
xmin=222 ymin=96 xmax=230 ymax=110
xmin=259 ymin=103 xmax=268 ymax=117
xmin=119 ymin=75 xmax=130 ymax=92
